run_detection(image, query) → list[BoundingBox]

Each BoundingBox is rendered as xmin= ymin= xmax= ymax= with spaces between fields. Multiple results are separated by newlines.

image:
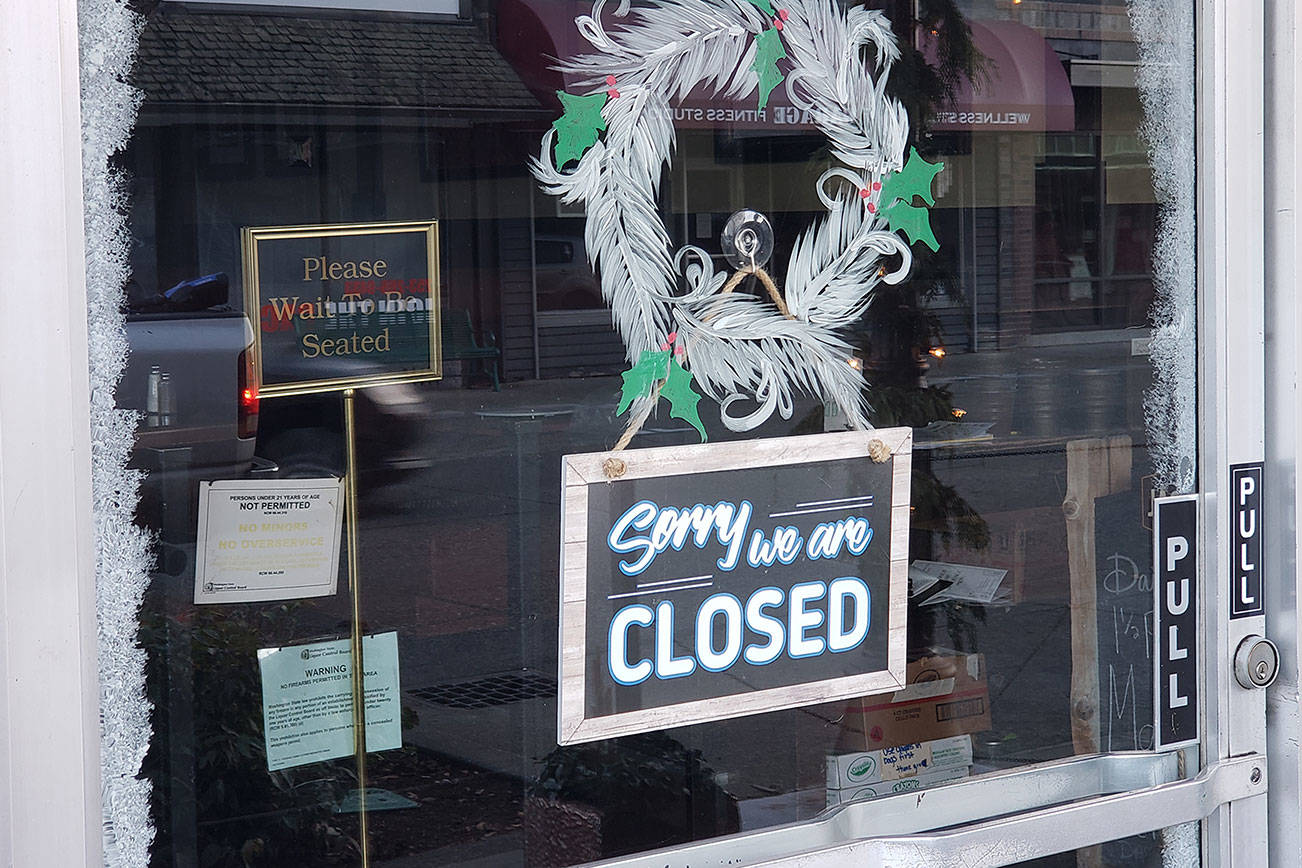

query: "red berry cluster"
xmin=859 ymin=180 xmax=883 ymax=213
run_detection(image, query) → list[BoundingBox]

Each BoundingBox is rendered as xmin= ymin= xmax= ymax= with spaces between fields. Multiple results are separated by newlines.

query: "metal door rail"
xmin=587 ymin=752 xmax=1264 ymax=868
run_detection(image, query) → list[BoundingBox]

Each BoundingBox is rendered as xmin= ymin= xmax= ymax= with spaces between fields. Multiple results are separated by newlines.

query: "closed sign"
xmin=557 ymin=431 xmax=911 ymax=745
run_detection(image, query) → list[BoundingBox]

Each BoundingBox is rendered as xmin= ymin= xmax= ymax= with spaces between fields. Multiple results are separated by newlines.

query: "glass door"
xmin=118 ymin=0 xmax=1268 ymax=865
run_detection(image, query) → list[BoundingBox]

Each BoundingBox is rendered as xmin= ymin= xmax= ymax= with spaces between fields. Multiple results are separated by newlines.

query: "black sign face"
xmin=1154 ymin=495 xmax=1198 ymax=750
xmin=242 ymin=221 xmax=441 ymax=396
xmin=557 ymin=431 xmax=911 ymax=744
xmin=1230 ymin=463 xmax=1263 ymax=619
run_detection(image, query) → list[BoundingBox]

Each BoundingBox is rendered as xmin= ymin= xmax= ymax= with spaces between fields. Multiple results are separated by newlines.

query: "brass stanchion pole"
xmin=343 ymin=389 xmax=370 ymax=867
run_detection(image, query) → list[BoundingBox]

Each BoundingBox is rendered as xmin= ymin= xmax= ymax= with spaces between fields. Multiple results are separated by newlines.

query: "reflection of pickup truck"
xmin=121 ymin=273 xmax=429 ymax=538
xmin=120 ymin=274 xmax=261 ymax=535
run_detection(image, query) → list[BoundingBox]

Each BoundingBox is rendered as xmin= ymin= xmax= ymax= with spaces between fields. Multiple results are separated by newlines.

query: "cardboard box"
xmin=826 ymin=764 xmax=970 ymax=808
xmin=826 ymin=734 xmax=973 ymax=789
xmin=834 ymin=653 xmax=991 ymax=751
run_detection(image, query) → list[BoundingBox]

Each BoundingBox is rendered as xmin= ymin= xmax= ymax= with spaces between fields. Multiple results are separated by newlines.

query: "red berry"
xmin=778 ymin=8 xmax=789 ymax=20
xmin=606 ymin=75 xmax=617 ymax=86
xmin=860 ymin=188 xmax=870 ymax=199
xmin=867 ymin=202 xmax=877 ymax=213
xmin=774 ymin=18 xmax=783 ymax=29
xmin=873 ymin=181 xmax=882 ymax=191
xmin=607 ymin=87 xmax=620 ymax=98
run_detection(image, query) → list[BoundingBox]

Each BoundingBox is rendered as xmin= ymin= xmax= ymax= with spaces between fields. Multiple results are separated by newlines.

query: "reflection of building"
xmin=922 ymin=4 xmax=1157 ymax=349
xmin=498 ymin=0 xmax=1155 ymax=371
xmin=128 ymin=0 xmax=1155 ymax=384
xmin=128 ymin=3 xmax=548 ymax=381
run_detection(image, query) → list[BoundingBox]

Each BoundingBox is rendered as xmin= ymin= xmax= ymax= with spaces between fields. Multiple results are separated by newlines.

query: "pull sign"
xmin=1230 ymin=463 xmax=1264 ymax=619
xmin=1154 ymin=495 xmax=1199 ymax=750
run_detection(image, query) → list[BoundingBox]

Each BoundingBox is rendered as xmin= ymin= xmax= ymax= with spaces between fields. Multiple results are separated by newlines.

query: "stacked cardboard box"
xmin=833 ymin=653 xmax=991 ymax=751
xmin=825 ymin=734 xmax=973 ymax=807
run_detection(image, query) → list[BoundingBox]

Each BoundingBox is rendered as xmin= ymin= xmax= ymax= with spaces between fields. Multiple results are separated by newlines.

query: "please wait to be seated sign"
xmin=557 ymin=430 xmax=911 ymax=744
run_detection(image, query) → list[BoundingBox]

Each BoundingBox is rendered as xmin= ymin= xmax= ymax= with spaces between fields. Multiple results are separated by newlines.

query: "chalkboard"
xmin=1094 ymin=489 xmax=1154 ymax=753
xmin=557 ymin=430 xmax=912 ymax=744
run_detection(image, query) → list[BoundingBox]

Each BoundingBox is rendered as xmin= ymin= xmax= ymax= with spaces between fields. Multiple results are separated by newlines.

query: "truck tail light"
xmin=238 ymin=346 xmax=259 ymax=439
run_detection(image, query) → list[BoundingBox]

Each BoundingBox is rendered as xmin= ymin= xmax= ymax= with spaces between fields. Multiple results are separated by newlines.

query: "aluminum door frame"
xmin=593 ymin=0 xmax=1271 ymax=863
xmin=1200 ymin=0 xmax=1269 ymax=862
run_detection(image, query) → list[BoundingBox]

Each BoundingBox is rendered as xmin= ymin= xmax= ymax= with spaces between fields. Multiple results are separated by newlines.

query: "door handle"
xmin=586 ymin=753 xmax=1263 ymax=868
xmin=751 ymin=754 xmax=1264 ymax=868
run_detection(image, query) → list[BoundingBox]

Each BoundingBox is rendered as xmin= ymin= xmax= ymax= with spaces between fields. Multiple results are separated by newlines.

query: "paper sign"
xmin=258 ymin=632 xmax=402 ymax=771
xmin=909 ymin=560 xmax=1008 ymax=606
xmin=194 ymin=478 xmax=345 ymax=605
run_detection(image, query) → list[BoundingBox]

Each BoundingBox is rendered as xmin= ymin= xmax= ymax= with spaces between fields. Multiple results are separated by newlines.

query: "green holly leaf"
xmin=883 ymin=200 xmax=940 ymax=252
xmin=879 ymin=146 xmax=945 ymax=210
xmin=752 ymin=28 xmax=787 ymax=111
xmin=552 ymin=91 xmax=609 ymax=169
xmin=617 ymin=350 xmax=672 ymax=415
xmin=662 ymin=358 xmax=707 ymax=442
xmin=744 ymin=0 xmax=776 ymax=15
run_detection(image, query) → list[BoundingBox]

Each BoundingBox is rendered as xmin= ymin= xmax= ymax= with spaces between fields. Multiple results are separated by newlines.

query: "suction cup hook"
xmin=722 ymin=210 xmax=775 ymax=271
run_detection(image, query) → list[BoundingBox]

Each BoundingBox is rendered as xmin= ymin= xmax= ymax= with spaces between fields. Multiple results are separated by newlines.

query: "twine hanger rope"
xmin=719 ymin=264 xmax=795 ymax=321
xmin=600 ymin=260 xmax=890 ymax=479
xmin=603 ymin=259 xmax=797 ymax=480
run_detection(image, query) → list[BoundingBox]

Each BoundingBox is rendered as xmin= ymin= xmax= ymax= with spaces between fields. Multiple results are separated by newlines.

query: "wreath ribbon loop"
xmin=534 ymin=0 xmax=944 ymax=443
xmin=719 ymin=266 xmax=795 ymax=320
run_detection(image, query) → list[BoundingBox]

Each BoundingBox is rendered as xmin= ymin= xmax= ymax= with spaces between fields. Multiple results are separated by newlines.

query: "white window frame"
xmin=0 ymin=0 xmax=1284 ymax=863
xmin=0 ymin=1 xmax=103 ymax=865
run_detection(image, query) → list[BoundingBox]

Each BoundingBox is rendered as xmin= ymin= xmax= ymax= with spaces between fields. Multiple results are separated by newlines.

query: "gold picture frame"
xmin=241 ymin=219 xmax=442 ymax=398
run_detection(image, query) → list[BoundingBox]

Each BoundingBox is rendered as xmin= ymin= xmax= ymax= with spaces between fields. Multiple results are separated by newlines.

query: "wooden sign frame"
xmin=242 ymin=220 xmax=441 ymax=397
xmin=558 ymin=429 xmax=912 ymax=745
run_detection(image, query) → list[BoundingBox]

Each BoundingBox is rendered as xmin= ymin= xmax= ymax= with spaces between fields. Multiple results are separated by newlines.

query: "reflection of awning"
xmin=497 ymin=0 xmax=816 ymax=133
xmin=925 ymin=20 xmax=1075 ymax=132
xmin=497 ymin=2 xmax=1074 ymax=135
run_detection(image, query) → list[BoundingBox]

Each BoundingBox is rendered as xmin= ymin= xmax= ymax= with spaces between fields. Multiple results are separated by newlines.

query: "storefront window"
xmin=120 ymin=0 xmax=1192 ymax=864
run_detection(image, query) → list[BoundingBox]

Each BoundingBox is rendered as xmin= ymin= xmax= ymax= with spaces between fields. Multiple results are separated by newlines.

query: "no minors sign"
xmin=557 ymin=430 xmax=911 ymax=744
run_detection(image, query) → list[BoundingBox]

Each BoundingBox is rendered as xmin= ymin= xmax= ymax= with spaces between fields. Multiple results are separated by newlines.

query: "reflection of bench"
xmin=441 ymin=309 xmax=500 ymax=391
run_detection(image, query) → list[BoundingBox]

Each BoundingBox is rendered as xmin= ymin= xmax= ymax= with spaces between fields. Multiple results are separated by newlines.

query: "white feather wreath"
xmin=532 ymin=0 xmax=943 ymax=435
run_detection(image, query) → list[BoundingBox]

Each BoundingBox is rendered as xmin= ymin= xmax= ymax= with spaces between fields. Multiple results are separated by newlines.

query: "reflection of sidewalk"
xmin=403 ymin=687 xmax=558 ymax=786
xmin=411 ymin=374 xmax=624 ymax=463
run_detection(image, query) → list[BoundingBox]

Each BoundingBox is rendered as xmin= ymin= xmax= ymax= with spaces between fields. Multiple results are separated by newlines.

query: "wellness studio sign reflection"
xmin=557 ymin=430 xmax=911 ymax=744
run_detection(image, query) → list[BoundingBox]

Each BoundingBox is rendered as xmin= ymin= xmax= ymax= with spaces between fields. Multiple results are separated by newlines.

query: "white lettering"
xmin=1169 ymin=673 xmax=1189 ymax=708
xmin=608 ymin=605 xmax=654 ymax=685
xmin=1239 ymin=474 xmax=1256 ymax=505
xmin=743 ymin=587 xmax=786 ymax=665
xmin=1167 ymin=624 xmax=1188 ymax=661
xmin=788 ymin=581 xmax=827 ymax=658
xmin=826 ymin=577 xmax=871 ymax=652
xmin=1166 ymin=578 xmax=1190 ymax=616
xmin=1165 ymin=536 xmax=1189 ymax=572
xmin=696 ymin=594 xmax=743 ymax=672
xmin=654 ymin=601 xmax=696 ymax=679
